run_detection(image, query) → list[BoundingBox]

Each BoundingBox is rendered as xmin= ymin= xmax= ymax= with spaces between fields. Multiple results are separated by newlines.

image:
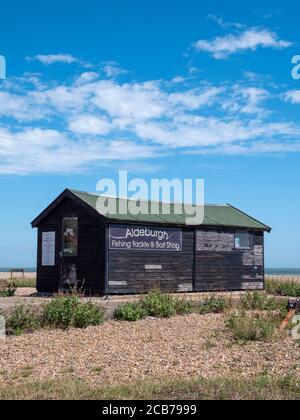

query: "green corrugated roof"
xmin=70 ymin=189 xmax=271 ymax=231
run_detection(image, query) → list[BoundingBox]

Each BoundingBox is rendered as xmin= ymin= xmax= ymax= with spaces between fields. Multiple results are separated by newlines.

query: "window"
xmin=62 ymin=217 xmax=78 ymax=257
xmin=235 ymin=232 xmax=252 ymax=249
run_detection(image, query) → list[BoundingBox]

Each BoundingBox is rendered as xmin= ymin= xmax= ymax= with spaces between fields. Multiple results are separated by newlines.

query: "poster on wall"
xmin=42 ymin=232 xmax=56 ymax=266
xmin=109 ymin=225 xmax=183 ymax=252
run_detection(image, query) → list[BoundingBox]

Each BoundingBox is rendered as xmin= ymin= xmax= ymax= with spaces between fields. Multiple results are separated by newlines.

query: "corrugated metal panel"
xmin=70 ymin=189 xmax=271 ymax=231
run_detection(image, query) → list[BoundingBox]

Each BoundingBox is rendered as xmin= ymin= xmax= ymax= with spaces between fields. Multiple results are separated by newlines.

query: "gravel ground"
xmin=0 ymin=313 xmax=299 ymax=388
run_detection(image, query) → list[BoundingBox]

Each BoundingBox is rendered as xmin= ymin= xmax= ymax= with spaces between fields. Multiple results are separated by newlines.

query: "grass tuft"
xmin=198 ymin=296 xmax=231 ymax=314
xmin=0 ymin=280 xmax=16 ymax=297
xmin=226 ymin=311 xmax=281 ymax=342
xmin=5 ymin=303 xmax=42 ymax=335
xmin=43 ymin=295 xmax=105 ymax=329
xmin=0 ymin=374 xmax=299 ymax=400
xmin=3 ymin=295 xmax=105 ymax=335
xmin=241 ymin=291 xmax=287 ymax=311
xmin=266 ymin=279 xmax=300 ymax=297
xmin=114 ymin=290 xmax=192 ymax=321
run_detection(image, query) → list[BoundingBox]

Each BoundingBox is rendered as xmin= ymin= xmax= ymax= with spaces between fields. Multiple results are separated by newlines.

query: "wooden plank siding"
xmin=36 ymin=197 xmax=106 ymax=295
xmin=34 ymin=194 xmax=266 ymax=295
xmin=194 ymin=229 xmax=264 ymax=291
xmin=108 ymin=227 xmax=194 ymax=294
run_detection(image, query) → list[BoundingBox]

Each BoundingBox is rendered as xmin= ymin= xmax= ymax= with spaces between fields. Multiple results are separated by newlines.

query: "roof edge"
xmin=31 ymin=189 xmax=272 ymax=233
xmin=69 ymin=189 xmax=229 ymax=208
xmin=31 ymin=188 xmax=100 ymax=228
xmin=227 ymin=204 xmax=272 ymax=233
xmin=31 ymin=189 xmax=70 ymax=228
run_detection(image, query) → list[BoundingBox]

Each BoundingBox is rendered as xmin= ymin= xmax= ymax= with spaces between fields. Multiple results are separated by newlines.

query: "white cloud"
xmin=28 ymin=54 xmax=78 ymax=65
xmin=0 ymin=91 xmax=48 ymax=121
xmin=188 ymin=67 xmax=199 ymax=75
xmin=169 ymin=87 xmax=223 ymax=109
xmin=195 ymin=28 xmax=291 ymax=59
xmin=241 ymin=87 xmax=269 ymax=114
xmin=91 ymin=80 xmax=166 ymax=120
xmin=207 ymin=14 xmax=244 ymax=29
xmin=69 ymin=115 xmax=112 ymax=135
xmin=0 ymin=67 xmax=300 ymax=175
xmin=222 ymin=86 xmax=269 ymax=115
xmin=171 ymin=76 xmax=187 ymax=84
xmin=0 ymin=127 xmax=156 ymax=175
xmin=133 ymin=113 xmax=300 ymax=149
xmin=283 ymin=90 xmax=300 ymax=104
xmin=74 ymin=72 xmax=100 ymax=85
xmin=191 ymin=141 xmax=300 ymax=156
xmin=101 ymin=61 xmax=128 ymax=78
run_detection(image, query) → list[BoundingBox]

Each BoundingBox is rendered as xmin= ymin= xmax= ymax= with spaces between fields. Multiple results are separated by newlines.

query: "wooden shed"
xmin=31 ymin=189 xmax=271 ymax=295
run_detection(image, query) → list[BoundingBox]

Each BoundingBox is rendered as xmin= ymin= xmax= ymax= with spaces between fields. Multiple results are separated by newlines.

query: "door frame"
xmin=59 ymin=215 xmax=80 ymax=290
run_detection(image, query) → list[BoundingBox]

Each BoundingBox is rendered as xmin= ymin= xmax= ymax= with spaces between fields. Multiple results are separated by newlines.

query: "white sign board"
xmin=145 ymin=265 xmax=162 ymax=270
xmin=42 ymin=232 xmax=56 ymax=266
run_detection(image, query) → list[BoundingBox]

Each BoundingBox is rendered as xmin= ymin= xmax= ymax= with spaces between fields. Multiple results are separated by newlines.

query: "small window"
xmin=235 ymin=232 xmax=252 ymax=249
xmin=62 ymin=217 xmax=78 ymax=257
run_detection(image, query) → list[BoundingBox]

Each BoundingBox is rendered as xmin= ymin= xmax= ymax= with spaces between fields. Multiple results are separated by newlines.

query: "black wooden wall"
xmin=36 ymin=197 xmax=106 ymax=295
xmin=194 ymin=229 xmax=264 ymax=291
xmin=108 ymin=226 xmax=194 ymax=294
xmin=35 ymin=197 xmax=266 ymax=295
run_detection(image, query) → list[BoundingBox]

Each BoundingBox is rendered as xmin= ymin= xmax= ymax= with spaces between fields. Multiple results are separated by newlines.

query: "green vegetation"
xmin=241 ymin=291 xmax=287 ymax=311
xmin=11 ymin=278 xmax=36 ymax=288
xmin=114 ymin=291 xmax=290 ymax=323
xmin=114 ymin=302 xmax=147 ymax=322
xmin=198 ymin=296 xmax=231 ymax=314
xmin=114 ymin=290 xmax=192 ymax=321
xmin=6 ymin=303 xmax=41 ymax=335
xmin=141 ymin=290 xmax=191 ymax=318
xmin=71 ymin=301 xmax=105 ymax=329
xmin=43 ymin=295 xmax=80 ymax=329
xmin=43 ymin=295 xmax=105 ymax=329
xmin=4 ymin=295 xmax=104 ymax=335
xmin=0 ymin=280 xmax=16 ymax=297
xmin=0 ymin=284 xmax=16 ymax=298
xmin=3 ymin=288 xmax=292 ymax=335
xmin=226 ymin=311 xmax=281 ymax=342
xmin=266 ymin=279 xmax=300 ymax=297
xmin=0 ymin=374 xmax=299 ymax=400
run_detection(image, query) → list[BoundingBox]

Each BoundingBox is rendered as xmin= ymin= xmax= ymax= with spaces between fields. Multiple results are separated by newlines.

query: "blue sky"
xmin=0 ymin=0 xmax=300 ymax=267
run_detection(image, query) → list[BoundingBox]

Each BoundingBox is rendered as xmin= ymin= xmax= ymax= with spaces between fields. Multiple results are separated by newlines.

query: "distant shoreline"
xmin=0 ymin=268 xmax=36 ymax=273
xmin=265 ymin=268 xmax=300 ymax=276
xmin=0 ymin=267 xmax=300 ymax=276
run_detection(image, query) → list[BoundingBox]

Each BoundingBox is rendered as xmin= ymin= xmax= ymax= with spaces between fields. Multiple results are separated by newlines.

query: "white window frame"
xmin=235 ymin=231 xmax=253 ymax=250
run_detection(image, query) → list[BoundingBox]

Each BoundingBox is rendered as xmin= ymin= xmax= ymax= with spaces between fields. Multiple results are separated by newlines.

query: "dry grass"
xmin=266 ymin=276 xmax=300 ymax=284
xmin=266 ymin=278 xmax=300 ymax=297
xmin=10 ymin=278 xmax=36 ymax=288
xmin=0 ymin=271 xmax=36 ymax=279
xmin=0 ymin=374 xmax=299 ymax=400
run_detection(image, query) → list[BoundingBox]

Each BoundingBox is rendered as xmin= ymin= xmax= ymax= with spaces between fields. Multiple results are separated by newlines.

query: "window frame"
xmin=234 ymin=231 xmax=253 ymax=250
xmin=61 ymin=216 xmax=79 ymax=258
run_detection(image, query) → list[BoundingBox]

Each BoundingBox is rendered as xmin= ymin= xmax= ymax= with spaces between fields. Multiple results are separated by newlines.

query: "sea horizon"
xmin=0 ymin=267 xmax=300 ymax=275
